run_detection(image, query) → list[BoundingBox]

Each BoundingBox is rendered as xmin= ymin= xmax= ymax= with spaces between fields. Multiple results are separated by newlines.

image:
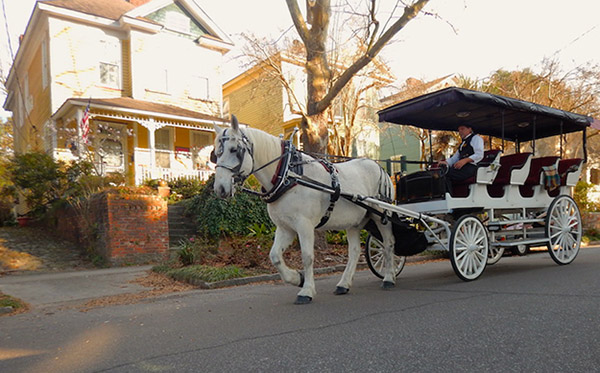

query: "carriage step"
xmin=487 ymin=217 xmax=545 ymax=226
xmin=491 ymin=238 xmax=549 ymax=247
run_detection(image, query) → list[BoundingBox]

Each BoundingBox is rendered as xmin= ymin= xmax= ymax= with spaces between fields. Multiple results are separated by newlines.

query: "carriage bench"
xmin=519 ymin=156 xmax=560 ymax=198
xmin=486 ymin=152 xmax=532 ymax=198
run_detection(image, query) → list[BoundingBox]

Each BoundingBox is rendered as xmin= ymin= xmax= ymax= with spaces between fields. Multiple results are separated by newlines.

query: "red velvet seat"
xmin=519 ymin=156 xmax=560 ymax=197
xmin=450 ymin=149 xmax=502 ymax=198
xmin=547 ymin=158 xmax=583 ymax=197
xmin=486 ymin=152 xmax=532 ymax=198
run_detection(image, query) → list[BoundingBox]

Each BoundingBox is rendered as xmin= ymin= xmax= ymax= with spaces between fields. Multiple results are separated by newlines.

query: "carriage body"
xmin=364 ymin=87 xmax=594 ymax=281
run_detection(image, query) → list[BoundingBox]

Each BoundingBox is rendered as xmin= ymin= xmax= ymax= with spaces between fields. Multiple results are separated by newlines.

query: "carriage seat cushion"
xmin=524 ymin=156 xmax=560 ymax=185
xmin=448 ymin=149 xmax=502 ymax=198
xmin=451 ymin=149 xmax=502 ymax=186
xmin=547 ymin=158 xmax=583 ymax=197
xmin=558 ymin=158 xmax=583 ymax=185
xmin=519 ymin=156 xmax=560 ymax=197
xmin=492 ymin=152 xmax=533 ymax=185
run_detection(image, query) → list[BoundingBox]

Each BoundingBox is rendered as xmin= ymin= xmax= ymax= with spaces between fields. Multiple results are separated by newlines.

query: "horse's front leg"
xmin=295 ymin=222 xmax=316 ymax=304
xmin=334 ymin=227 xmax=362 ymax=295
xmin=375 ymin=220 xmax=396 ymax=289
xmin=269 ymin=227 xmax=302 ymax=286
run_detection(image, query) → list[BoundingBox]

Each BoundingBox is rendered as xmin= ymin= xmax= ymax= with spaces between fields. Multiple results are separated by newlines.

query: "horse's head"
xmin=212 ymin=115 xmax=254 ymax=198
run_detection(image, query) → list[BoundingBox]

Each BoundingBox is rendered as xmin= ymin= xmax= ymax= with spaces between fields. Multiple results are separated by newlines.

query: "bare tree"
xmin=284 ymin=0 xmax=430 ymax=153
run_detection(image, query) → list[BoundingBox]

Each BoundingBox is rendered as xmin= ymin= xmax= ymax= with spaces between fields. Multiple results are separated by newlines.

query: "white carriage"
xmin=363 ymin=87 xmax=592 ymax=282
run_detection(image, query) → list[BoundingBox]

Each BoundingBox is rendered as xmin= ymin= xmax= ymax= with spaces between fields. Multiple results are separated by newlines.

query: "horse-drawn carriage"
xmin=364 ymin=87 xmax=594 ymax=282
xmin=212 ymin=87 xmax=596 ymax=304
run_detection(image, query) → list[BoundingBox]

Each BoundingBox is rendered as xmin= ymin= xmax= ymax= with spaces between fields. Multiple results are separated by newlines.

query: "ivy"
xmin=186 ymin=175 xmax=274 ymax=239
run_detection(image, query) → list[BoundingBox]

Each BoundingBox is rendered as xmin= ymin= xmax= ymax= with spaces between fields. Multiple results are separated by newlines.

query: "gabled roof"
xmin=39 ymin=0 xmax=137 ymax=21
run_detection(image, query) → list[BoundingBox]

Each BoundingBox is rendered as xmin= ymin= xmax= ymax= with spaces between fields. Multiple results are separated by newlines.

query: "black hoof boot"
xmin=381 ymin=281 xmax=395 ymax=290
xmin=334 ymin=286 xmax=349 ymax=295
xmin=297 ymin=271 xmax=304 ymax=288
xmin=294 ymin=295 xmax=312 ymax=305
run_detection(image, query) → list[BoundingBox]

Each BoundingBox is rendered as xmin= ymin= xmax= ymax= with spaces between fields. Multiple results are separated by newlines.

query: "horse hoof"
xmin=334 ymin=286 xmax=349 ymax=295
xmin=297 ymin=271 xmax=304 ymax=288
xmin=294 ymin=295 xmax=312 ymax=305
xmin=381 ymin=281 xmax=395 ymax=290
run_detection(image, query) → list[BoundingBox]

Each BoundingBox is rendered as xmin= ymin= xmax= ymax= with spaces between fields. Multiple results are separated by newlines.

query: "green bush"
xmin=144 ymin=177 xmax=207 ymax=203
xmin=186 ymin=175 xmax=274 ymax=239
xmin=574 ymin=180 xmax=599 ymax=212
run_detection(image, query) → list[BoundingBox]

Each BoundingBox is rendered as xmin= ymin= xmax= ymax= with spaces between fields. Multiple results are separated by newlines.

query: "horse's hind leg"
xmin=375 ymin=220 xmax=396 ymax=289
xmin=269 ymin=227 xmax=302 ymax=286
xmin=334 ymin=227 xmax=361 ymax=295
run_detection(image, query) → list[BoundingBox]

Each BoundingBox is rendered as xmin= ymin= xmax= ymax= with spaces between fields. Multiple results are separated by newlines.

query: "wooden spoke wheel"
xmin=545 ymin=195 xmax=582 ymax=265
xmin=487 ymin=246 xmax=504 ymax=265
xmin=450 ymin=215 xmax=489 ymax=281
xmin=365 ymin=235 xmax=406 ymax=279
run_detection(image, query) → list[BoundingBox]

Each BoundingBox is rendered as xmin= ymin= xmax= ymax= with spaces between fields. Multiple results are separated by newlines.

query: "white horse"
xmin=213 ymin=116 xmax=397 ymax=304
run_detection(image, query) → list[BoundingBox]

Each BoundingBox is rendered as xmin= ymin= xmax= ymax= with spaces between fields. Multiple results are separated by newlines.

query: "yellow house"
xmin=3 ymin=0 xmax=233 ymax=184
xmin=223 ymin=49 xmax=394 ymax=158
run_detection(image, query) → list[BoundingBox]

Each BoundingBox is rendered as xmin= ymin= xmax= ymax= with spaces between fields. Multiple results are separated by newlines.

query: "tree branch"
xmin=286 ymin=0 xmax=310 ymax=43
xmin=316 ymin=0 xmax=429 ymax=113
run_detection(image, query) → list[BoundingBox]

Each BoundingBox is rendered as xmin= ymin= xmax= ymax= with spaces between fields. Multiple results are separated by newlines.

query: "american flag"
xmin=81 ymin=100 xmax=91 ymax=144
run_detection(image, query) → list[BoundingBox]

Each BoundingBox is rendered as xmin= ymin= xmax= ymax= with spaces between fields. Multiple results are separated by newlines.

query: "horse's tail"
xmin=377 ymin=165 xmax=395 ymax=203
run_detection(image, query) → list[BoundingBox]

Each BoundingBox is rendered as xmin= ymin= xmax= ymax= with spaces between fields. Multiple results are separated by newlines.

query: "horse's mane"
xmin=243 ymin=127 xmax=283 ymax=162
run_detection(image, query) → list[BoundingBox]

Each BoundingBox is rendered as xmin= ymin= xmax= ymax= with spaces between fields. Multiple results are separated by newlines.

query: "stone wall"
xmin=51 ymin=191 xmax=168 ymax=266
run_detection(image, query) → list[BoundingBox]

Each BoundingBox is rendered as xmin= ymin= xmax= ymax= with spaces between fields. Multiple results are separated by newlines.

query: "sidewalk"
xmin=0 ymin=265 xmax=154 ymax=307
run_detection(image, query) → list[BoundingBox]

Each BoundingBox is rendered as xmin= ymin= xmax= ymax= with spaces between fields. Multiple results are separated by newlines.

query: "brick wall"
xmin=51 ymin=191 xmax=168 ymax=265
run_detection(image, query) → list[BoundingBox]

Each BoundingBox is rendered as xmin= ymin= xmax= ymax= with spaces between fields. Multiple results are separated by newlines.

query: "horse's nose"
xmin=216 ymin=184 xmax=228 ymax=198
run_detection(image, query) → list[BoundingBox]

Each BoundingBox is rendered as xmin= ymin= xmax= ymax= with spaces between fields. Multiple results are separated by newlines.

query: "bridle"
xmin=210 ymin=128 xmax=254 ymax=183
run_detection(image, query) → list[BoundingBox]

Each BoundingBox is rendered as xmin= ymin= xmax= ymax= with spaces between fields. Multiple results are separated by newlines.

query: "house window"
xmin=165 ymin=11 xmax=190 ymax=34
xmin=155 ymin=127 xmax=172 ymax=168
xmin=189 ymin=76 xmax=209 ymax=100
xmin=148 ymin=68 xmax=169 ymax=93
xmin=191 ymin=131 xmax=212 ymax=169
xmin=95 ymin=122 xmax=126 ymax=174
xmin=100 ymin=62 xmax=119 ymax=87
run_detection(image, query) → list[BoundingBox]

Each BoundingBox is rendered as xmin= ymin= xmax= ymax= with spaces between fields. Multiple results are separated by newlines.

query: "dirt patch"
xmin=73 ymin=271 xmax=195 ymax=312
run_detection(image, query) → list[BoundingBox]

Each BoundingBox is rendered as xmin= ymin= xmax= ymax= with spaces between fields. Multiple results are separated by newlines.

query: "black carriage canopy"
xmin=378 ymin=87 xmax=597 ymax=142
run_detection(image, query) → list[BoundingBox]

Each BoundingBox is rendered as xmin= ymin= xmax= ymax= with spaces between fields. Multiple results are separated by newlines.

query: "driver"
xmin=439 ymin=124 xmax=484 ymax=193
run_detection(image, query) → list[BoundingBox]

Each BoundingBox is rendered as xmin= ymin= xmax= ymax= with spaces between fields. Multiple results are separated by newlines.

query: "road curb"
xmin=175 ymin=253 xmax=448 ymax=290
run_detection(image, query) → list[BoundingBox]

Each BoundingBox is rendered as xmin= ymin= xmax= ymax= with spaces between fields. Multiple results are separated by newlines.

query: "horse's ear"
xmin=214 ymin=123 xmax=224 ymax=136
xmin=231 ymin=115 xmax=239 ymax=134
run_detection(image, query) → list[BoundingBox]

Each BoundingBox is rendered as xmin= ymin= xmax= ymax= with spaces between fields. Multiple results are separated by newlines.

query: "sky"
xmin=1 ymin=0 xmax=599 ymax=117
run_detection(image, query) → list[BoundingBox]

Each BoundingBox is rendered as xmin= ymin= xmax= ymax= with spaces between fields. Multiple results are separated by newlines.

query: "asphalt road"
xmin=2 ymin=247 xmax=599 ymax=372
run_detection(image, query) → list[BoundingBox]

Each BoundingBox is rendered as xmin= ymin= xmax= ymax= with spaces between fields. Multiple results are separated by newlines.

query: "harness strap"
xmin=315 ymin=159 xmax=340 ymax=229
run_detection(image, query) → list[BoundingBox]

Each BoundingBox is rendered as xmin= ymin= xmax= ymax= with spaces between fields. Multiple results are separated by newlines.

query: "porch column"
xmin=144 ymin=119 xmax=157 ymax=180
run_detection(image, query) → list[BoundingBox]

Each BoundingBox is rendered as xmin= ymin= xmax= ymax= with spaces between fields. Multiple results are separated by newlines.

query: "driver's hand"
xmin=454 ymin=159 xmax=468 ymax=169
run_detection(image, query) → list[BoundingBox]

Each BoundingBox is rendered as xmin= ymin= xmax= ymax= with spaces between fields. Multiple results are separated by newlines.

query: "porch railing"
xmin=133 ymin=148 xmax=213 ymax=185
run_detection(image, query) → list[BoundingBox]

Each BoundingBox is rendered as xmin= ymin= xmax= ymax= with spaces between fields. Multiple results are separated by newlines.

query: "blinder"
xmin=213 ymin=128 xmax=254 ymax=181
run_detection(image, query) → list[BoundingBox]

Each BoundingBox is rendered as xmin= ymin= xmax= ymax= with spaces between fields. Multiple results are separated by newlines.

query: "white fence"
xmin=133 ymin=148 xmax=213 ymax=185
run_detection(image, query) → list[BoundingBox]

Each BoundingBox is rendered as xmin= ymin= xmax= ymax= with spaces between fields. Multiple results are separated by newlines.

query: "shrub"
xmin=144 ymin=177 xmax=207 ymax=203
xmin=186 ymin=175 xmax=274 ymax=239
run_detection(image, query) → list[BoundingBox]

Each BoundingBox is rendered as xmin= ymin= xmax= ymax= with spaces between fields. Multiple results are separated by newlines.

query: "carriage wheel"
xmin=450 ymin=215 xmax=489 ymax=281
xmin=545 ymin=195 xmax=582 ymax=265
xmin=487 ymin=246 xmax=504 ymax=265
xmin=365 ymin=235 xmax=406 ymax=279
